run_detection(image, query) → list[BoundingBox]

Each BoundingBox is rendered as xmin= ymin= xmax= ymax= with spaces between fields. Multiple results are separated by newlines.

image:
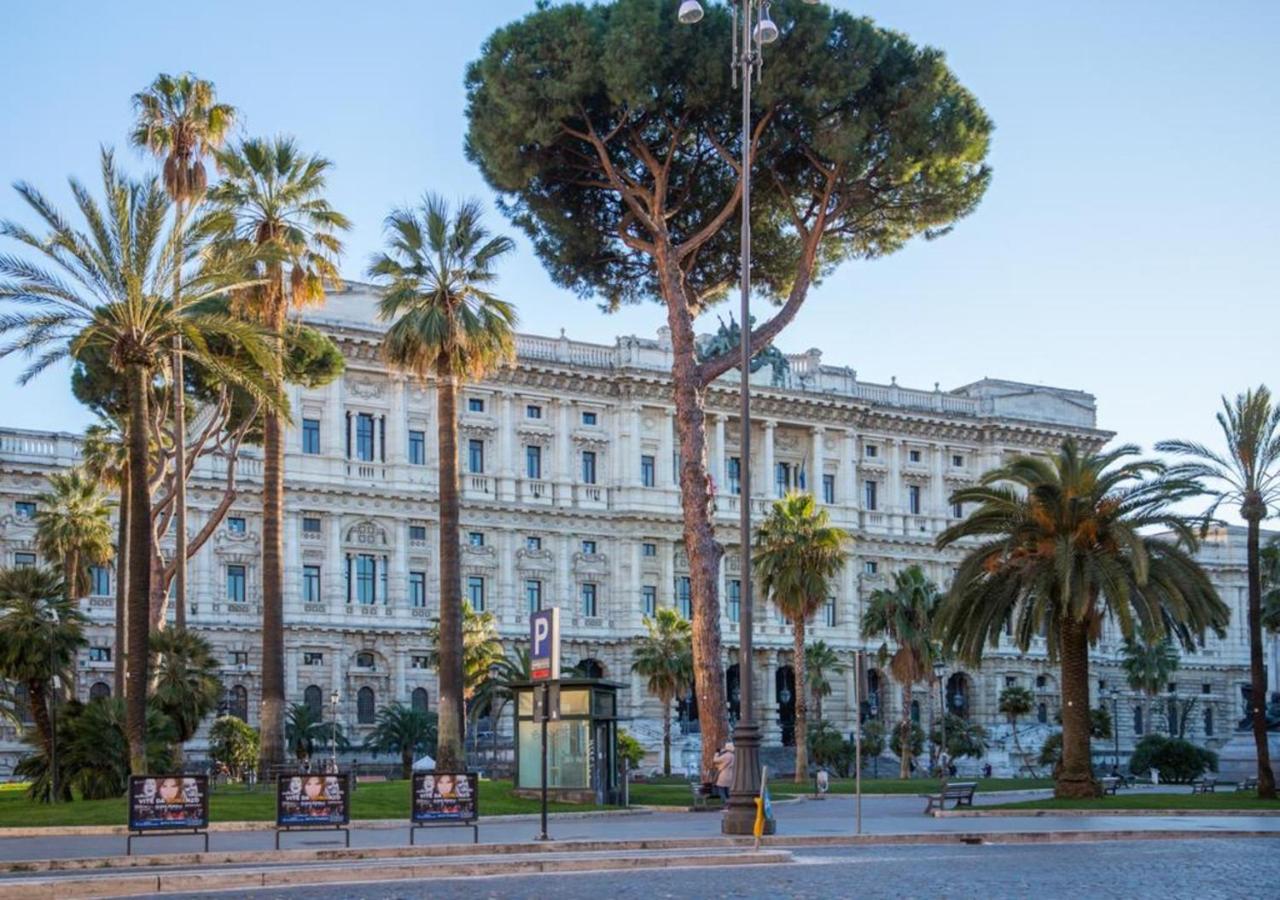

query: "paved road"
xmin=147 ymin=838 xmax=1280 ymax=899
xmin=1 ymin=792 xmax=1277 ymax=862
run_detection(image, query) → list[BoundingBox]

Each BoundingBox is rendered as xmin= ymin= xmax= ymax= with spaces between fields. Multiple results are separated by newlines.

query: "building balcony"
xmin=575 ymin=484 xmax=608 ymax=509
xmin=520 ymin=478 xmax=553 ymax=505
xmin=464 ymin=474 xmax=496 ymax=500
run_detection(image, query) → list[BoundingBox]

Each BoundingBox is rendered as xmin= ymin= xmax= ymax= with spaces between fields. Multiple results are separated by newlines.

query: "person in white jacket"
xmin=712 ymin=742 xmax=736 ymax=802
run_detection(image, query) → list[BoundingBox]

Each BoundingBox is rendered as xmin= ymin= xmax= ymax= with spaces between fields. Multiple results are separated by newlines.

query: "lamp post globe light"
xmin=679 ymin=0 xmax=822 ymax=836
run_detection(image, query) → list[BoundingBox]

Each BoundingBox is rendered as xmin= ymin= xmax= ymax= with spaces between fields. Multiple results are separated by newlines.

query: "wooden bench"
xmin=1100 ymin=776 xmax=1120 ymax=795
xmin=923 ymin=782 xmax=977 ymax=814
xmin=1190 ymin=777 xmax=1217 ymax=794
xmin=1235 ymin=776 xmax=1259 ymax=793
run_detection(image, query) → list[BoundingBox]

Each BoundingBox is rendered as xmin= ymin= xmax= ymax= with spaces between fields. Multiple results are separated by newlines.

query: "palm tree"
xmin=425 ymin=602 xmax=507 ymax=728
xmin=753 ymin=492 xmax=850 ymax=782
xmin=997 ymin=685 xmax=1035 ymax=776
xmin=33 ymin=468 xmax=114 ymax=606
xmin=0 ymin=152 xmax=279 ymax=774
xmin=132 ymin=73 xmax=237 ymax=630
xmin=81 ymin=422 xmax=130 ymax=697
xmin=285 ymin=702 xmax=345 ymax=764
xmin=937 ymin=440 xmax=1229 ymax=798
xmin=0 ymin=567 xmax=87 ymax=801
xmin=364 ymin=703 xmax=438 ymax=779
xmin=1158 ymin=387 xmax=1280 ymax=799
xmin=1121 ymin=633 xmax=1180 ymax=737
xmin=207 ymin=137 xmax=349 ymax=775
xmin=369 ymin=195 xmax=516 ymax=771
xmin=862 ymin=565 xmax=941 ymax=779
xmin=149 ymin=628 xmax=222 ymax=765
xmin=631 ymin=608 xmax=693 ymax=776
xmin=804 ymin=640 xmax=842 ymax=724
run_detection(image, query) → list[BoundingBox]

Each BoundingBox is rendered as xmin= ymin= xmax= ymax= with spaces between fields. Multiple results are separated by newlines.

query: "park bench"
xmin=1101 ymin=776 xmax=1120 ymax=795
xmin=922 ymin=781 xmax=977 ymax=814
xmin=1235 ymin=776 xmax=1259 ymax=792
xmin=1190 ymin=777 xmax=1217 ymax=794
xmin=690 ymin=781 xmax=722 ymax=810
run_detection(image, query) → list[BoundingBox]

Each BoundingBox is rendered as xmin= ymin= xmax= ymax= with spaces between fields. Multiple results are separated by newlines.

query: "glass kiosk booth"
xmin=511 ymin=678 xmax=623 ymax=805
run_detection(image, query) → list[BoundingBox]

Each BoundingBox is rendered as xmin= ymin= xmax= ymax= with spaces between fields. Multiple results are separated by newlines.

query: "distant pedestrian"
xmin=713 ymin=742 xmax=736 ymax=802
xmin=1151 ymin=767 xmax=1160 ymax=786
xmin=982 ymin=763 xmax=992 ymax=779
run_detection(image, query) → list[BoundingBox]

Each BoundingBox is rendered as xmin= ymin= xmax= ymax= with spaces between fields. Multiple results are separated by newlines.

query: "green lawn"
xmin=628 ymin=776 xmax=1054 ymax=806
xmin=0 ymin=780 xmax=598 ymax=829
xmin=986 ymin=792 xmax=1280 ymax=812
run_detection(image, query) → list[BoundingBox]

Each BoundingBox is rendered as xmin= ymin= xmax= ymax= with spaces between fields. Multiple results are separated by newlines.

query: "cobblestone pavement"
xmin=151 ymin=838 xmax=1280 ymax=900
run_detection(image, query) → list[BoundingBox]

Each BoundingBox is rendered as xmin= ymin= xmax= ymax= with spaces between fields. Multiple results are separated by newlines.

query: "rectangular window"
xmin=525 ymin=445 xmax=542 ymax=479
xmin=581 ymin=450 xmax=597 ymax=484
xmin=356 ymin=413 xmax=375 ymax=462
xmin=303 ymin=516 xmax=322 ymax=536
xmin=908 ymin=484 xmax=921 ymax=515
xmin=642 ymin=542 xmax=657 ymax=557
xmin=14 ymin=552 xmax=36 ymax=568
xmin=227 ymin=516 xmax=246 ymax=534
xmin=302 ymin=565 xmax=321 ymax=604
xmin=304 ymin=651 xmax=324 ymax=666
xmin=1201 ymin=683 xmax=1212 ymax=695
xmin=226 ymin=565 xmax=246 ymax=603
xmin=727 ymin=579 xmax=741 ymax=624
xmin=863 ymin=560 xmax=878 ymax=575
xmin=467 ymin=576 xmax=485 ymax=612
xmin=642 ymin=585 xmax=657 ymax=617
xmin=409 ymin=524 xmax=427 ymax=542
xmin=89 ymin=646 xmax=111 ymax=663
xmin=526 ymin=536 xmax=542 ymax=551
xmin=410 ymin=571 xmax=426 ymax=608
xmin=727 ymin=457 xmax=741 ymax=495
xmin=468 ymin=532 xmax=485 ymax=547
xmin=581 ymin=411 xmax=598 ymax=426
xmin=823 ymin=596 xmax=837 ymax=627
xmin=302 ymin=418 xmax=321 ymax=454
xmin=822 ymin=474 xmax=835 ymax=504
xmin=581 ymin=540 xmax=597 ymax=555
xmin=952 ymin=454 xmax=965 ymax=467
xmin=408 ymin=430 xmax=426 ymax=465
xmin=676 ymin=576 xmax=692 ymax=620
xmin=581 ymin=582 xmax=598 ymax=617
xmin=14 ymin=501 xmax=35 ymax=519
xmin=230 ymin=650 xmax=249 ymax=666
xmin=356 ymin=554 xmax=376 ymax=605
xmin=909 ymin=449 xmax=922 ymax=463
xmin=526 ymin=404 xmax=542 ymax=419
xmin=411 ymin=655 xmax=430 ymax=670
xmin=864 ymin=480 xmax=878 ymax=510
xmin=525 ymin=579 xmax=542 ymax=613
xmin=864 ymin=445 xmax=878 ymax=459
xmin=775 ymin=462 xmax=792 ymax=496
xmin=468 ymin=398 xmax=485 ymax=413
xmin=89 ymin=564 xmax=111 ymax=596
xmin=468 ymin=439 xmax=485 ymax=474
xmin=640 ymin=454 xmax=655 ymax=487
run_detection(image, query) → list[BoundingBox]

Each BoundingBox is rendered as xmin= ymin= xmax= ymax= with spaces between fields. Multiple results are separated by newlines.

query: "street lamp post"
xmin=1109 ymin=687 xmax=1120 ymax=772
xmin=48 ymin=608 xmax=60 ymax=805
xmin=329 ymin=690 xmax=340 ymax=774
xmin=679 ymin=0 xmax=822 ymax=840
xmin=933 ymin=661 xmax=947 ymax=795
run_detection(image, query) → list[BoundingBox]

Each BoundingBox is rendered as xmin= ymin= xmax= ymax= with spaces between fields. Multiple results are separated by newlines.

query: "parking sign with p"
xmin=530 ymin=607 xmax=560 ymax=681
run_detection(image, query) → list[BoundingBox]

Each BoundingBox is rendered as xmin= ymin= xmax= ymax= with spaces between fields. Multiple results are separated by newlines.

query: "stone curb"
xmin=0 ymin=848 xmax=794 ymax=899
xmin=936 ymin=808 xmax=1280 ymax=818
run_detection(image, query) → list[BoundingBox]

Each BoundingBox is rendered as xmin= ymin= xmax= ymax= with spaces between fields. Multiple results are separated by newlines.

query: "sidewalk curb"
xmin=937 ymin=808 xmax=1280 ymax=818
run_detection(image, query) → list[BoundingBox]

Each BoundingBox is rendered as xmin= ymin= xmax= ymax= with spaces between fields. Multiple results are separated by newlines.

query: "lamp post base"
xmin=721 ymin=720 xmax=774 ymax=835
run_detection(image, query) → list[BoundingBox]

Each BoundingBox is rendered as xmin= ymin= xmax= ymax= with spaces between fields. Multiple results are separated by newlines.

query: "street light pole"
xmin=1109 ymin=687 xmax=1120 ymax=771
xmin=329 ymin=690 xmax=340 ymax=774
xmin=48 ymin=609 xmax=59 ymax=805
xmin=934 ymin=661 xmax=947 ymax=796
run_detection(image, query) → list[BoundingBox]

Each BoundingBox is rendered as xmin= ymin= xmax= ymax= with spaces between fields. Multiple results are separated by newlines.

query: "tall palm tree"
xmin=998 ymin=684 xmax=1035 ymax=776
xmin=207 ymin=137 xmax=349 ymax=774
xmin=33 ymin=468 xmax=114 ymax=607
xmin=753 ymin=492 xmax=850 ymax=782
xmin=1120 ymin=633 xmax=1180 ymax=737
xmin=0 ymin=151 xmax=280 ymax=774
xmin=0 ymin=567 xmax=87 ymax=801
xmin=132 ymin=72 xmax=237 ymax=631
xmin=81 ymin=422 xmax=130 ymax=697
xmin=862 ymin=565 xmax=941 ymax=779
xmin=631 ymin=608 xmax=693 ymax=776
xmin=369 ymin=194 xmax=516 ymax=771
xmin=937 ymin=440 xmax=1229 ymax=798
xmin=1158 ymin=387 xmax=1280 ymax=799
xmin=364 ymin=703 xmax=438 ymax=779
xmin=149 ymin=627 xmax=223 ymax=766
xmin=804 ymin=640 xmax=842 ymax=724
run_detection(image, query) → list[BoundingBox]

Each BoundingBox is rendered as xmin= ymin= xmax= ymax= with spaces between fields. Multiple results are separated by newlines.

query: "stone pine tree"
xmin=465 ymin=0 xmax=992 ymax=776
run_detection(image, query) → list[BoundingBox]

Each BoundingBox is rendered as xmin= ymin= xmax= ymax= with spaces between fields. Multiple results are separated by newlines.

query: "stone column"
xmin=497 ymin=392 xmax=515 ymax=502
xmin=327 ymin=515 xmax=343 ymax=610
xmin=559 ymin=534 xmax=574 ymax=611
xmin=711 ymin=414 xmax=726 ymax=489
xmin=388 ymin=377 xmax=406 ymax=467
xmin=762 ymin=420 xmax=776 ymax=498
xmin=932 ymin=444 xmax=947 ymax=519
xmin=810 ymin=425 xmax=825 ymax=498
xmin=556 ymin=399 xmax=574 ymax=504
xmin=499 ymin=529 xmax=516 ymax=624
xmin=327 ymin=377 xmax=345 ymax=457
xmin=388 ymin=514 xmax=406 ymax=608
xmin=659 ymin=408 xmax=675 ymax=489
xmin=842 ymin=429 xmax=858 ymax=510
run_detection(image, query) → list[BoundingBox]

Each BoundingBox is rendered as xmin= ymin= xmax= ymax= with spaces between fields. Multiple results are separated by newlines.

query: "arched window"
xmin=726 ymin=664 xmax=740 ymax=722
xmin=1133 ymin=705 xmax=1144 ymax=736
xmin=864 ymin=669 xmax=882 ymax=721
xmin=1036 ymin=702 xmax=1048 ymax=724
xmin=1203 ymin=706 xmax=1214 ymax=737
xmin=230 ymin=684 xmax=249 ymax=721
xmin=89 ymin=681 xmax=111 ymax=701
xmin=357 ymin=686 xmax=376 ymax=724
xmin=304 ymin=685 xmax=323 ymax=719
xmin=910 ymin=699 xmax=920 ymax=723
xmin=776 ymin=666 xmax=796 ymax=747
xmin=412 ymin=688 xmax=429 ymax=714
xmin=356 ymin=651 xmax=376 ymax=670
xmin=578 ymin=658 xmax=605 ymax=679
xmin=946 ymin=673 xmax=970 ymax=719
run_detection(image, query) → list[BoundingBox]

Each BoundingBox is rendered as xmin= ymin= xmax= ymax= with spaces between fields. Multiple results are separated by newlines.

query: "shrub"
xmin=808 ymin=721 xmax=853 ymax=776
xmin=209 ymin=715 xmax=260 ymax=781
xmin=889 ymin=720 xmax=925 ymax=762
xmin=1129 ymin=735 xmax=1218 ymax=783
xmin=616 ymin=727 xmax=645 ymax=770
xmin=928 ymin=713 xmax=989 ymax=761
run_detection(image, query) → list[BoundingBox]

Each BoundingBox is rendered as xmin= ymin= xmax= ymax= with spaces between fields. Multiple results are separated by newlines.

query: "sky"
xmin=1 ymin=0 xmax=1277 ymax=479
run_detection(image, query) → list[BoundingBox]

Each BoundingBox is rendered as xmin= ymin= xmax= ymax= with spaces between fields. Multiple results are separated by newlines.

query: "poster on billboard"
xmin=411 ymin=772 xmax=478 ymax=823
xmin=276 ymin=772 xmax=350 ymax=827
xmin=128 ymin=775 xmax=209 ymax=832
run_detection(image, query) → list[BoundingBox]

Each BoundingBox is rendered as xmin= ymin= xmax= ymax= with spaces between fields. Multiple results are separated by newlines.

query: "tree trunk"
xmin=402 ymin=749 xmax=413 ymax=781
xmin=126 ymin=364 xmax=153 ymax=775
xmin=435 ymin=367 xmax=464 ymax=772
xmin=792 ymin=619 xmax=808 ymax=782
xmin=172 ymin=195 xmax=188 ymax=631
xmin=900 ymin=686 xmax=912 ymax=780
xmin=1008 ymin=714 xmax=1028 ymax=776
xmin=660 ymin=278 xmax=727 ymax=781
xmin=663 ymin=698 xmax=671 ymax=776
xmin=1246 ymin=515 xmax=1277 ymax=798
xmin=258 ymin=297 xmax=287 ymax=776
xmin=1056 ymin=616 xmax=1099 ymax=798
xmin=25 ymin=677 xmax=55 ymax=796
xmin=113 ymin=464 xmax=129 ymax=699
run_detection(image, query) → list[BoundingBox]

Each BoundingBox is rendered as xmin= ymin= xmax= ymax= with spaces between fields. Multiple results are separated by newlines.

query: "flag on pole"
xmin=753 ymin=765 xmax=772 ymax=840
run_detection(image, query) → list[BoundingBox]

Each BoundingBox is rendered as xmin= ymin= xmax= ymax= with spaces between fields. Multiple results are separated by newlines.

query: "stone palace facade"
xmin=0 ymin=282 xmax=1270 ymax=774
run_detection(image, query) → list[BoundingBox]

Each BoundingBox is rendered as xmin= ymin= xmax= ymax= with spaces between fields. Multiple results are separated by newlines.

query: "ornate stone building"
xmin=0 ymin=283 xmax=1267 ymax=774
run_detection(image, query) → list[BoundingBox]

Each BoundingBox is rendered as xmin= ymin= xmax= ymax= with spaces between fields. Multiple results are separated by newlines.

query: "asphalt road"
xmin=147 ymin=838 xmax=1280 ymax=899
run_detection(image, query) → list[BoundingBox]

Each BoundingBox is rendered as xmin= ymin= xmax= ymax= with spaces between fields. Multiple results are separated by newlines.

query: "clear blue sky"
xmin=2 ymin=1 xmax=1277 ymax=473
